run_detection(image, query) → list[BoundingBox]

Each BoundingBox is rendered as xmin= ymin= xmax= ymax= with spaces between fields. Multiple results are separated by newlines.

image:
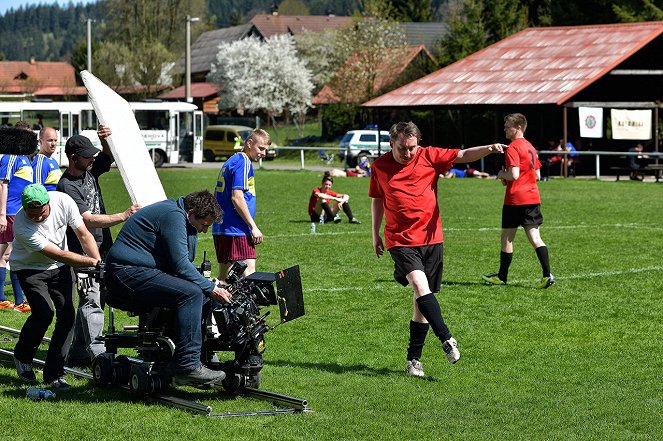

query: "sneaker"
xmin=405 ymin=359 xmax=425 ymax=377
xmin=333 ymin=214 xmax=342 ymax=224
xmin=13 ymin=355 xmax=37 ymax=383
xmin=482 ymin=273 xmax=506 ymax=285
xmin=13 ymin=303 xmax=31 ymax=313
xmin=173 ymin=364 xmax=226 ymax=386
xmin=0 ymin=300 xmax=15 ymax=309
xmin=539 ymin=274 xmax=555 ymax=289
xmin=50 ymin=377 xmax=72 ymax=390
xmin=442 ymin=337 xmax=461 ymax=364
xmin=349 ymin=217 xmax=361 ymax=224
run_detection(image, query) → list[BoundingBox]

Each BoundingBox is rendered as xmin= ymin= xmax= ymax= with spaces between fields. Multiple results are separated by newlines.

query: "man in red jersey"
xmin=369 ymin=121 xmax=505 ymax=378
xmin=482 ymin=113 xmax=554 ymax=289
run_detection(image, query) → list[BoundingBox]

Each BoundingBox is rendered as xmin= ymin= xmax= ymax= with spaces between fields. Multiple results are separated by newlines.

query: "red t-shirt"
xmin=369 ymin=147 xmax=458 ymax=249
xmin=308 ymin=187 xmax=339 ymax=215
xmin=504 ymin=137 xmax=541 ymax=205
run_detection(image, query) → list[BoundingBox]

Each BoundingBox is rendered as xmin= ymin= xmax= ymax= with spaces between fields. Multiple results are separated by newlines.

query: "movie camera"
xmin=88 ymin=259 xmax=305 ymax=397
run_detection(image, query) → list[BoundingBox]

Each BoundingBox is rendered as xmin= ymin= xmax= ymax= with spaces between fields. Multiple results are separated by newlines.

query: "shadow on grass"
xmin=267 ymin=359 xmax=440 ymax=383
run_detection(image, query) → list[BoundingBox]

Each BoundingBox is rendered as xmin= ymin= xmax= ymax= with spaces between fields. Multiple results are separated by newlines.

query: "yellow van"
xmin=203 ymin=125 xmax=277 ymax=161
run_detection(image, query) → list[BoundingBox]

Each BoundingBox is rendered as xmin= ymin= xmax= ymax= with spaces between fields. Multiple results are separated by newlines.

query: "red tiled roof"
xmin=34 ymin=86 xmax=87 ymax=96
xmin=363 ymin=21 xmax=663 ymax=107
xmin=0 ymin=61 xmax=77 ymax=93
xmin=250 ymin=14 xmax=351 ymax=38
xmin=313 ymin=45 xmax=433 ymax=105
xmin=158 ymin=82 xmax=221 ymax=99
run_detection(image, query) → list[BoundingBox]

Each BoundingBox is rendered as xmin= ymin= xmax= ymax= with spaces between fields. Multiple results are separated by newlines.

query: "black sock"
xmin=342 ymin=203 xmax=354 ymax=220
xmin=321 ymin=203 xmax=334 ymax=221
xmin=407 ymin=320 xmax=429 ymax=361
xmin=498 ymin=251 xmax=513 ymax=282
xmin=416 ymin=294 xmax=451 ymax=342
xmin=535 ymin=246 xmax=551 ymax=277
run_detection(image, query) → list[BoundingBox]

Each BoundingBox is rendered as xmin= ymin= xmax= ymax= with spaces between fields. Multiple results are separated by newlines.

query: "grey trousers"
xmin=67 ymin=274 xmax=106 ymax=360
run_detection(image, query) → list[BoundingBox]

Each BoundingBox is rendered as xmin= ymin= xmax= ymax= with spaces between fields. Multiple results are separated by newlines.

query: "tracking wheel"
xmin=91 ymin=354 xmax=113 ymax=387
xmin=129 ymin=364 xmax=149 ymax=397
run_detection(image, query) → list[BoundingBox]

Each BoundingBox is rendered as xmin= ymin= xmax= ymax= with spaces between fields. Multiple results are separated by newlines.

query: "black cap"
xmin=65 ymin=135 xmax=101 ymax=158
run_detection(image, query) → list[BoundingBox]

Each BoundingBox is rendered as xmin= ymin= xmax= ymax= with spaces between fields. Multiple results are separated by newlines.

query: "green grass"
xmin=1 ymin=171 xmax=662 ymax=440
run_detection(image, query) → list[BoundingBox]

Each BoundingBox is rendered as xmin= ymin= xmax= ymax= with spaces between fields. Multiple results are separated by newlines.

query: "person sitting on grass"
xmin=308 ymin=172 xmax=360 ymax=224
xmin=442 ymin=167 xmax=494 ymax=179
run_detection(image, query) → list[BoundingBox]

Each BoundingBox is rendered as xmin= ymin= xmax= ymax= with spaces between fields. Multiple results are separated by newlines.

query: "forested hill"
xmin=0 ymin=0 xmax=367 ymax=62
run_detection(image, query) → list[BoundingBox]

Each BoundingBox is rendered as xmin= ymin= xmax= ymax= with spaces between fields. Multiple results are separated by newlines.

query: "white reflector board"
xmin=81 ymin=70 xmax=167 ymax=207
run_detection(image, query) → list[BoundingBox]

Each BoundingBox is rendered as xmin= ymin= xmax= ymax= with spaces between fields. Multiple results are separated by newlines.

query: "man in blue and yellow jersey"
xmin=32 ymin=127 xmax=62 ymax=191
xmin=212 ymin=129 xmax=271 ymax=280
xmin=0 ymin=124 xmax=35 ymax=313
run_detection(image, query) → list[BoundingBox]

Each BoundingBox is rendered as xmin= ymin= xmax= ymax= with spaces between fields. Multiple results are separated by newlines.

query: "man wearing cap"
xmin=11 ymin=184 xmax=101 ymax=389
xmin=57 ymin=125 xmax=140 ymax=368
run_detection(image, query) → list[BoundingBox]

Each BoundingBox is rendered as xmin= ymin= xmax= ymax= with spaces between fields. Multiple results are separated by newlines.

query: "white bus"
xmin=0 ymin=100 xmax=204 ymax=167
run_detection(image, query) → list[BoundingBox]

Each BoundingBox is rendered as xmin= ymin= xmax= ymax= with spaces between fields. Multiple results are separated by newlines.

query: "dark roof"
xmin=249 ymin=14 xmax=352 ymax=38
xmin=399 ymin=22 xmax=447 ymax=51
xmin=157 ymin=82 xmax=221 ymax=100
xmin=364 ymin=21 xmax=663 ymax=107
xmin=181 ymin=23 xmax=262 ymax=76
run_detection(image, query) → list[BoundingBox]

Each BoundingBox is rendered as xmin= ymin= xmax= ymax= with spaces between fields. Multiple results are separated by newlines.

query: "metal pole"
xmin=185 ymin=15 xmax=192 ymax=103
xmin=86 ymin=19 xmax=93 ymax=73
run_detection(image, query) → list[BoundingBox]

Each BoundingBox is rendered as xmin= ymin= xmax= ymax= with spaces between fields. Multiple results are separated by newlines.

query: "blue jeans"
xmin=105 ymin=266 xmax=204 ymax=373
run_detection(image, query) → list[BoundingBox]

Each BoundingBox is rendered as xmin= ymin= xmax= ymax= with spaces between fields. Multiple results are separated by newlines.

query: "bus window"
xmin=135 ymin=110 xmax=169 ymax=130
xmin=23 ymin=110 xmax=58 ymax=131
xmin=81 ymin=110 xmax=98 ymax=131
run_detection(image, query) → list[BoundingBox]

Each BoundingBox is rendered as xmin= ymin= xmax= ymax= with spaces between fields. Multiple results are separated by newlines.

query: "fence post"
xmin=300 ymin=149 xmax=305 ymax=169
xmin=595 ymin=155 xmax=600 ymax=180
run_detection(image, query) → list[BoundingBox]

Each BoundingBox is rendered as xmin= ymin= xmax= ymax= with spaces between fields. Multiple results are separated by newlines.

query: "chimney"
xmin=30 ymin=56 xmax=36 ymax=64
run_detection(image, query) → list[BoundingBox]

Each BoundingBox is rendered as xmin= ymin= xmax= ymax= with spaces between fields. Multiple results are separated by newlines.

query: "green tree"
xmin=278 ymin=0 xmax=310 ymax=15
xmin=391 ymin=0 xmax=435 ymax=22
xmin=613 ymin=0 xmax=663 ymax=21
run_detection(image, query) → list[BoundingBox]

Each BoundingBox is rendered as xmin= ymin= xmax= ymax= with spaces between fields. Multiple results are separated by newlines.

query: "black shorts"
xmin=502 ymin=204 xmax=544 ymax=229
xmin=388 ymin=243 xmax=444 ymax=292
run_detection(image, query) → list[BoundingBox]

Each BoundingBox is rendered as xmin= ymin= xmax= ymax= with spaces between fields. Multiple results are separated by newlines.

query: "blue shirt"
xmin=212 ymin=152 xmax=256 ymax=237
xmin=0 ymin=155 xmax=33 ymax=216
xmin=32 ymin=153 xmax=62 ymax=191
xmin=105 ymin=197 xmax=214 ymax=295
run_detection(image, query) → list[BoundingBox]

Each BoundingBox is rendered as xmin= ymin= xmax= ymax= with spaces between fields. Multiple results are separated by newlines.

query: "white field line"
xmin=306 ymin=266 xmax=663 ymax=293
xmin=269 ymin=223 xmax=663 ymax=239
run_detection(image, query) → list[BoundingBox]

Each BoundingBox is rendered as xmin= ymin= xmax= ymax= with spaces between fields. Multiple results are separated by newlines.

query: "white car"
xmin=338 ymin=129 xmax=391 ymax=166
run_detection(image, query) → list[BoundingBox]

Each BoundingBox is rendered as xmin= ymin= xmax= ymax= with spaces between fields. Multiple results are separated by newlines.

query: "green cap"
xmin=21 ymin=184 xmax=50 ymax=209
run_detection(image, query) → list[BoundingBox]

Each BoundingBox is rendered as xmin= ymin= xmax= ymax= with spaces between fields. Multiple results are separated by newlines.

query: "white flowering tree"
xmin=207 ymin=34 xmax=313 ymax=120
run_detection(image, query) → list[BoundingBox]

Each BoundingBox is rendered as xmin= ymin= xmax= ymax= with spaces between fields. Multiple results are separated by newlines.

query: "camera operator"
xmin=104 ymin=190 xmax=231 ymax=386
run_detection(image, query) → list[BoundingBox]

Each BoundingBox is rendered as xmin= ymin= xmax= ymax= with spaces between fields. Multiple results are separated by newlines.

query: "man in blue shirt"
xmin=105 ymin=190 xmax=231 ymax=387
xmin=0 ymin=125 xmax=34 ymax=313
xmin=212 ymin=129 xmax=271 ymax=280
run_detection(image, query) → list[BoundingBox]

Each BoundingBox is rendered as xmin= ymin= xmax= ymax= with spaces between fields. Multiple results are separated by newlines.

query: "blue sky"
xmin=0 ymin=0 xmax=97 ymax=15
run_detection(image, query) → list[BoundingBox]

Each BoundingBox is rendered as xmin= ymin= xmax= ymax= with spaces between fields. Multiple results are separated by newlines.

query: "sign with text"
xmin=610 ymin=109 xmax=652 ymax=140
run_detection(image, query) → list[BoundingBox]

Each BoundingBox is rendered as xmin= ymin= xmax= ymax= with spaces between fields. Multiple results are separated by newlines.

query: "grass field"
xmin=1 ymin=169 xmax=662 ymax=440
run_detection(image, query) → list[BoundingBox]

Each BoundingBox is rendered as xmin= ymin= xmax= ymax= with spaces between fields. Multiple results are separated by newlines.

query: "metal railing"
xmin=258 ymin=145 xmax=663 ymax=178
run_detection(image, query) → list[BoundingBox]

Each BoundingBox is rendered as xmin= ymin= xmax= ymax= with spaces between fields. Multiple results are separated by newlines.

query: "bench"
xmin=611 ymin=165 xmax=662 ymax=182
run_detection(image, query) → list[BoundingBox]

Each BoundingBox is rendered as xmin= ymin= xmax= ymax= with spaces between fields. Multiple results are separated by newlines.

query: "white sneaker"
xmin=405 ymin=359 xmax=425 ymax=377
xmin=442 ymin=337 xmax=460 ymax=364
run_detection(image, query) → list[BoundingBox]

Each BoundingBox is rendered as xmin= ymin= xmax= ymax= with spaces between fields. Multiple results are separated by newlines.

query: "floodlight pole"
xmin=185 ymin=15 xmax=200 ymax=104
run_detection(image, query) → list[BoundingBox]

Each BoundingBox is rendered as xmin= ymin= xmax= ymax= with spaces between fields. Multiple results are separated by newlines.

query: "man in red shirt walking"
xmin=482 ymin=113 xmax=554 ymax=289
xmin=369 ymin=121 xmax=505 ymax=378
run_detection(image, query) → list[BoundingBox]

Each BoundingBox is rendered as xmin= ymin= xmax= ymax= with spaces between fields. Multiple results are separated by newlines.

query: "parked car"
xmin=203 ymin=125 xmax=277 ymax=161
xmin=338 ymin=129 xmax=390 ymax=166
